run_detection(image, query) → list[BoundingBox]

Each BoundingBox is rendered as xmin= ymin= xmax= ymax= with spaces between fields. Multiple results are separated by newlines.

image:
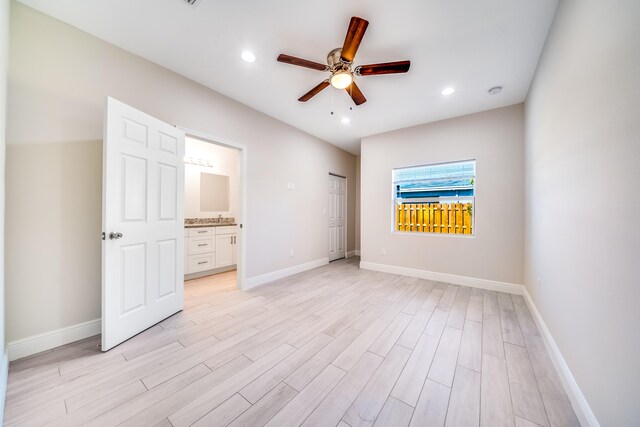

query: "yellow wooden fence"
xmin=396 ymin=203 xmax=473 ymax=234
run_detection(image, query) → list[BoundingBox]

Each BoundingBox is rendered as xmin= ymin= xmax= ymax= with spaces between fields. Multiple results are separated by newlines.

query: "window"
xmin=393 ymin=160 xmax=475 ymax=235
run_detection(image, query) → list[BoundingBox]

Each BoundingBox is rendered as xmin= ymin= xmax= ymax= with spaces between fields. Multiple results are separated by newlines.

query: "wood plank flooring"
xmin=4 ymin=258 xmax=580 ymax=426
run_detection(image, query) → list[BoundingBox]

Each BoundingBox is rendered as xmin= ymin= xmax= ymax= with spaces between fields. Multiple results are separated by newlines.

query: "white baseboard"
xmin=346 ymin=250 xmax=357 ymax=258
xmin=0 ymin=350 xmax=8 ymax=422
xmin=244 ymin=257 xmax=329 ymax=290
xmin=354 ymin=250 xmax=361 ymax=256
xmin=359 ymin=261 xmax=523 ymax=295
xmin=8 ymin=318 xmax=101 ymax=362
xmin=522 ymin=289 xmax=600 ymax=427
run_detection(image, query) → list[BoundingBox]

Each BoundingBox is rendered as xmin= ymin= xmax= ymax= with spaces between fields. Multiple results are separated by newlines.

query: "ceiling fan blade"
xmin=345 ymin=81 xmax=367 ymax=106
xmin=277 ymin=54 xmax=328 ymax=71
xmin=341 ymin=17 xmax=369 ymax=63
xmin=298 ymin=80 xmax=330 ymax=102
xmin=356 ymin=60 xmax=411 ymax=76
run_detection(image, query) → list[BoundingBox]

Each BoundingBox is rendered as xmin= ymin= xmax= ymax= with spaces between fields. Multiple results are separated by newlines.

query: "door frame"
xmin=179 ymin=127 xmax=248 ymax=290
xmin=328 ymin=172 xmax=348 ymax=261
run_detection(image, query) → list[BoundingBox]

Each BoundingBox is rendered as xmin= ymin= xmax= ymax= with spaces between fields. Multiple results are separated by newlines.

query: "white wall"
xmin=184 ymin=137 xmax=239 ymax=219
xmin=0 ymin=0 xmax=9 ymax=418
xmin=6 ymin=3 xmax=356 ymax=343
xmin=355 ymin=155 xmax=360 ymax=254
xmin=524 ymin=0 xmax=640 ymax=425
xmin=360 ymin=105 xmax=524 ymax=285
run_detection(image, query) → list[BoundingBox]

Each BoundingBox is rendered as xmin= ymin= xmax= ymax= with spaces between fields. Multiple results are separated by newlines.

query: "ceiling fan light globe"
xmin=330 ymin=72 xmax=353 ymax=89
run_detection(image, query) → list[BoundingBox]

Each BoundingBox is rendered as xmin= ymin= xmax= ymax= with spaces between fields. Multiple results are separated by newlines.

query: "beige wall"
xmin=360 ymin=105 xmax=524 ymax=285
xmin=524 ymin=0 xmax=640 ymax=425
xmin=1 ymin=0 xmax=9 ymax=380
xmin=6 ymin=3 xmax=356 ymax=342
xmin=184 ymin=137 xmax=239 ymax=219
xmin=6 ymin=142 xmax=103 ymax=339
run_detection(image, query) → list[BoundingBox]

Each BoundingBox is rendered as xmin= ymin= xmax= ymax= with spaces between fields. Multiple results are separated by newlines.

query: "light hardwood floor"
xmin=4 ymin=258 xmax=580 ymax=426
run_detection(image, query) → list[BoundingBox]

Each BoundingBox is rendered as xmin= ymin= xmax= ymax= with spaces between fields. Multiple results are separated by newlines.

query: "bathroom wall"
xmin=184 ymin=136 xmax=239 ymax=220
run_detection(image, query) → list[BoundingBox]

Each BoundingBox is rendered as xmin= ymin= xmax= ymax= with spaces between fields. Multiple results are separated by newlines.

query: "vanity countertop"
xmin=184 ymin=223 xmax=237 ymax=229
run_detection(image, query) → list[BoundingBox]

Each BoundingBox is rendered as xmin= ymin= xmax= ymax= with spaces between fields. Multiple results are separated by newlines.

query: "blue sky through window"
xmin=394 ymin=161 xmax=475 ymax=195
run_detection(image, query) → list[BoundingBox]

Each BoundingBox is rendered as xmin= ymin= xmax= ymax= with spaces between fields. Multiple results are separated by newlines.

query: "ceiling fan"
xmin=277 ymin=16 xmax=411 ymax=106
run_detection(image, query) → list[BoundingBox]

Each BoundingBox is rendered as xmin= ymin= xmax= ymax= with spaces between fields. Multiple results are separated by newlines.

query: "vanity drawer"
xmin=188 ymin=237 xmax=214 ymax=255
xmin=188 ymin=227 xmax=214 ymax=237
xmin=216 ymin=226 xmax=237 ymax=235
xmin=188 ymin=254 xmax=215 ymax=273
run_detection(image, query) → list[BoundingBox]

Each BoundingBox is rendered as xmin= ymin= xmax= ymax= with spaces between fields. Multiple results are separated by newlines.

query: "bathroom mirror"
xmin=200 ymin=172 xmax=229 ymax=211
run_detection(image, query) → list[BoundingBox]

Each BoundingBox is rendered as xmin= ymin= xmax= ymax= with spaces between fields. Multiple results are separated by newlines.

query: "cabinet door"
xmin=215 ymin=234 xmax=234 ymax=268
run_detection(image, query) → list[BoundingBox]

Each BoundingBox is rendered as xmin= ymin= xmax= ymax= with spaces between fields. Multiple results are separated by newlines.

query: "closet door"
xmin=102 ymin=97 xmax=185 ymax=351
xmin=329 ymin=174 xmax=346 ymax=261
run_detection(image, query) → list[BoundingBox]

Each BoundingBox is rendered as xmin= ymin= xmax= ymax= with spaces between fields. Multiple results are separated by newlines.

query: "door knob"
xmin=109 ymin=232 xmax=123 ymax=240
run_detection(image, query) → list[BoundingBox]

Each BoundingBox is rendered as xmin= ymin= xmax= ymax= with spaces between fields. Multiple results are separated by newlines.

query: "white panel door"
xmin=102 ymin=97 xmax=185 ymax=351
xmin=328 ymin=174 xmax=346 ymax=261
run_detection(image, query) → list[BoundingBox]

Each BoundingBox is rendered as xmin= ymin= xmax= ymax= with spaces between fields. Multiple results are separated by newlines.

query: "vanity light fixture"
xmin=184 ymin=156 xmax=213 ymax=167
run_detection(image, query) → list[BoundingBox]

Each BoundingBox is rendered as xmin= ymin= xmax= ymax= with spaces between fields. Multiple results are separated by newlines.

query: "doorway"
xmin=328 ymin=173 xmax=346 ymax=261
xmin=181 ymin=129 xmax=247 ymax=291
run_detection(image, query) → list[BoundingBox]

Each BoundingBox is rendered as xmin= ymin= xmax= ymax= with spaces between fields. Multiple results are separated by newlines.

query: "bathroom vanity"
xmin=184 ymin=218 xmax=237 ymax=279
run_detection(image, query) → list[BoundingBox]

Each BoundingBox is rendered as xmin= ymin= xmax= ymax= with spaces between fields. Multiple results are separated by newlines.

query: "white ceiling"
xmin=17 ymin=0 xmax=558 ymax=154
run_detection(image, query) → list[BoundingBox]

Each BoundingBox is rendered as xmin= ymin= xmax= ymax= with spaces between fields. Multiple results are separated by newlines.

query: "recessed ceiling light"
xmin=241 ymin=51 xmax=256 ymax=63
xmin=488 ymin=86 xmax=503 ymax=95
xmin=441 ymin=87 xmax=455 ymax=96
xmin=341 ymin=117 xmax=351 ymax=124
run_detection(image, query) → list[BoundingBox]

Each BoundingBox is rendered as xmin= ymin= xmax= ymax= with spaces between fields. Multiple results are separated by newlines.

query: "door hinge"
xmin=101 ymin=232 xmax=106 ymax=241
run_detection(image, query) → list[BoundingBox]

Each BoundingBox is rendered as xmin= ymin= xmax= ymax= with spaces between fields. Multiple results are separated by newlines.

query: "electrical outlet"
xmin=381 ymin=248 xmax=386 ymax=256
xmin=290 ymin=249 xmax=294 ymax=257
xmin=536 ymin=278 xmax=542 ymax=291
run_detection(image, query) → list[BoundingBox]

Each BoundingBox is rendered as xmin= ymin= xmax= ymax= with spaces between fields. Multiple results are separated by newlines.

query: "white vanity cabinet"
xmin=215 ymin=226 xmax=237 ymax=268
xmin=184 ymin=225 xmax=237 ymax=275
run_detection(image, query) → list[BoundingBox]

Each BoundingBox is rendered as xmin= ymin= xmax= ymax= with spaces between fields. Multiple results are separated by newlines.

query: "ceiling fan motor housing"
xmin=327 ymin=48 xmax=350 ymax=72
